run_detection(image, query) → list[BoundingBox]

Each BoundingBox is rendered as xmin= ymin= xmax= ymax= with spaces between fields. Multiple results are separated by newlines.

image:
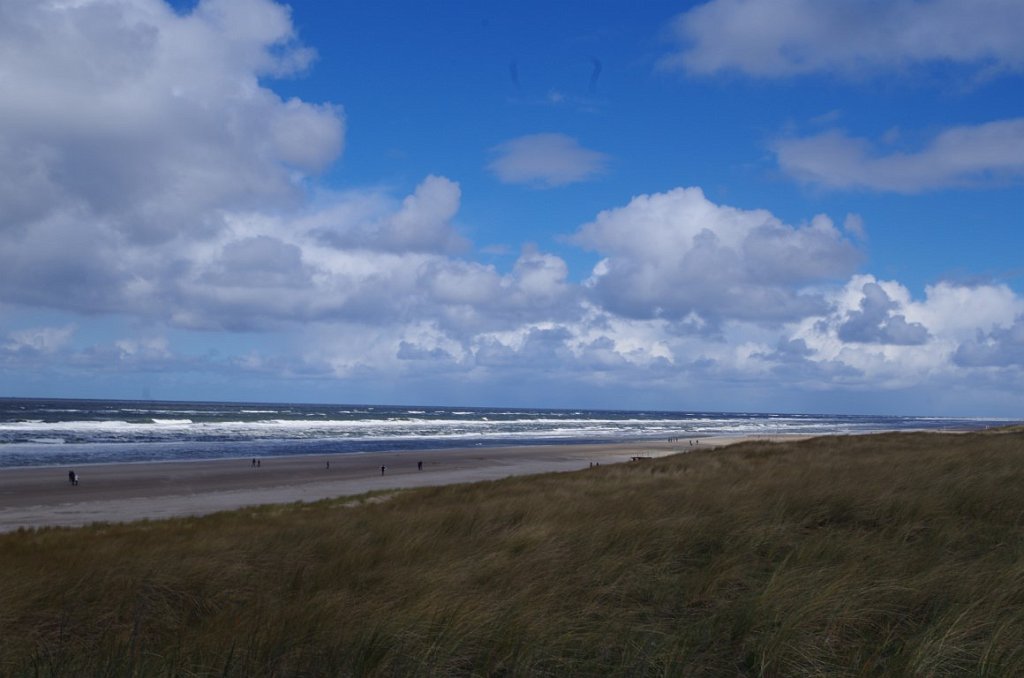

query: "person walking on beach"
xmin=381 ymin=465 xmax=387 ymax=476
xmin=68 ymin=470 xmax=76 ymax=486
xmin=251 ymin=458 xmax=256 ymax=468
xmin=417 ymin=460 xmax=423 ymax=471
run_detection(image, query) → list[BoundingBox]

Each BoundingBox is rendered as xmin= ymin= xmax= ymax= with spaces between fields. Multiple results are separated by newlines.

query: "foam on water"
xmin=0 ymin=397 xmax=1013 ymax=468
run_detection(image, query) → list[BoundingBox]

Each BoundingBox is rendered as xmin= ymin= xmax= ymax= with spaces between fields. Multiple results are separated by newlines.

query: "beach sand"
xmin=0 ymin=436 xmax=784 ymax=532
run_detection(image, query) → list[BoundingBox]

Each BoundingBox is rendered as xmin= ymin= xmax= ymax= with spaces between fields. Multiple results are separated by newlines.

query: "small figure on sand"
xmin=417 ymin=460 xmax=423 ymax=471
xmin=381 ymin=465 xmax=387 ymax=476
xmin=326 ymin=460 xmax=330 ymax=470
xmin=251 ymin=458 xmax=257 ymax=468
xmin=68 ymin=469 xmax=77 ymax=486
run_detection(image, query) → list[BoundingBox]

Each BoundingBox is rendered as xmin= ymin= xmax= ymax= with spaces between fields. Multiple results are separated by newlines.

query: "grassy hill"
xmin=3 ymin=429 xmax=1024 ymax=676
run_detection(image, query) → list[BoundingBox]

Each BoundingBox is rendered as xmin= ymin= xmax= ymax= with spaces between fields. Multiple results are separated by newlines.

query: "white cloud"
xmin=310 ymin=175 xmax=467 ymax=254
xmin=836 ymin=282 xmax=930 ymax=345
xmin=487 ymin=133 xmax=608 ymax=188
xmin=663 ymin=0 xmax=1024 ymax=77
xmin=786 ymin=275 xmax=1024 ymax=391
xmin=115 ymin=336 xmax=171 ymax=359
xmin=0 ymin=0 xmax=344 ymax=311
xmin=133 ymin=174 xmax=577 ymax=333
xmin=954 ymin=317 xmax=1024 ymax=367
xmin=289 ymin=270 xmax=1024 ymax=410
xmin=842 ymin=214 xmax=866 ymax=240
xmin=419 ymin=247 xmax=578 ymax=335
xmin=4 ymin=325 xmax=76 ymax=354
xmin=775 ymin=120 xmax=1024 ymax=192
xmin=572 ymin=186 xmax=861 ymax=323
xmin=912 ymin=281 xmax=1023 ymax=339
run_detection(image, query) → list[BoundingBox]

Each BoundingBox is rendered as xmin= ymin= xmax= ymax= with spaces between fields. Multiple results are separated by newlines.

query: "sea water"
xmin=0 ymin=397 xmax=1013 ymax=468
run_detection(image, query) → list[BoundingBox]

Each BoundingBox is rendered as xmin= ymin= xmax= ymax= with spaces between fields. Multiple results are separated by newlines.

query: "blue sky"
xmin=1 ymin=0 xmax=1023 ymax=416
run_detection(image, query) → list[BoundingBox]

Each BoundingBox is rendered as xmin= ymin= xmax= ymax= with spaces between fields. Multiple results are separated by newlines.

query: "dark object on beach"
xmin=326 ymin=461 xmax=330 ymax=470
xmin=381 ymin=465 xmax=387 ymax=476
xmin=257 ymin=459 xmax=260 ymax=468
xmin=68 ymin=470 xmax=76 ymax=486
xmin=251 ymin=458 xmax=256 ymax=468
xmin=417 ymin=461 xmax=423 ymax=471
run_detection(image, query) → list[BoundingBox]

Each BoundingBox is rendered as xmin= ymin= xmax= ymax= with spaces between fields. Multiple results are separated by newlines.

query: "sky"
xmin=1 ymin=0 xmax=1023 ymax=416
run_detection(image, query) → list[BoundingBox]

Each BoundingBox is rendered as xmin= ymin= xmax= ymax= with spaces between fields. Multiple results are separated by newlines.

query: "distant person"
xmin=251 ymin=458 xmax=256 ymax=468
xmin=381 ymin=465 xmax=387 ymax=476
xmin=73 ymin=472 xmax=79 ymax=486
xmin=326 ymin=460 xmax=330 ymax=470
xmin=417 ymin=460 xmax=423 ymax=471
xmin=68 ymin=470 xmax=75 ymax=486
xmin=257 ymin=459 xmax=261 ymax=468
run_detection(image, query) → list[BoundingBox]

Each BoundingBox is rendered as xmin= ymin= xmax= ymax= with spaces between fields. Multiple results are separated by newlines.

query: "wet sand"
xmin=0 ymin=436 xmax=785 ymax=532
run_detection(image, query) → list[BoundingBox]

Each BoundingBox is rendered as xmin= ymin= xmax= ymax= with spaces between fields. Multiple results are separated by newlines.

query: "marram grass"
xmin=2 ymin=429 xmax=1024 ymax=676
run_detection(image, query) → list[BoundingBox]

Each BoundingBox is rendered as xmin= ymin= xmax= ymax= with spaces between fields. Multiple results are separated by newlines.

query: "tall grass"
xmin=2 ymin=429 xmax=1024 ymax=676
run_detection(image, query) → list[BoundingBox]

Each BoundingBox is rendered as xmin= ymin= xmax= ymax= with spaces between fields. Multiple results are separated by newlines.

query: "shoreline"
xmin=0 ymin=433 xmax=852 ymax=533
xmin=0 ymin=435 xmax=720 ymax=472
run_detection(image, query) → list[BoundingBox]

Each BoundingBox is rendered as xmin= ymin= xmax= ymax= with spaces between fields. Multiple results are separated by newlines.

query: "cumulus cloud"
xmin=475 ymin=326 xmax=576 ymax=370
xmin=775 ymin=275 xmax=1024 ymax=399
xmin=0 ymin=2 xmax=585 ymax=337
xmin=134 ymin=174 xmax=576 ymax=333
xmin=572 ymin=186 xmax=861 ymax=324
xmin=0 ymin=0 xmax=344 ymax=311
xmin=202 ymin=236 xmax=313 ymax=289
xmin=311 ymin=175 xmax=467 ymax=254
xmin=911 ymin=281 xmax=1023 ymax=339
xmin=4 ymin=325 xmax=76 ymax=354
xmin=420 ymin=247 xmax=577 ymax=335
xmin=397 ymin=341 xmax=456 ymax=362
xmin=114 ymin=336 xmax=171 ymax=360
xmin=837 ymin=282 xmax=930 ymax=345
xmin=954 ymin=317 xmax=1024 ymax=367
xmin=0 ymin=1 xmax=556 ymax=338
xmin=775 ymin=120 xmax=1024 ymax=192
xmin=487 ymin=133 xmax=608 ymax=188
xmin=662 ymin=0 xmax=1024 ymax=77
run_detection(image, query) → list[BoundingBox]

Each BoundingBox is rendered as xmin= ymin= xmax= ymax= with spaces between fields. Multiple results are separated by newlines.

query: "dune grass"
xmin=2 ymin=429 xmax=1024 ymax=676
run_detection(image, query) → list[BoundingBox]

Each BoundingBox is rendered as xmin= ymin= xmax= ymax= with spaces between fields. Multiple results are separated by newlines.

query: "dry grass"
xmin=2 ymin=429 xmax=1024 ymax=676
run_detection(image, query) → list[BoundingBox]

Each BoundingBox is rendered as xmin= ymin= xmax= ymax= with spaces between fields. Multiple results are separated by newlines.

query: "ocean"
xmin=0 ymin=397 xmax=1013 ymax=469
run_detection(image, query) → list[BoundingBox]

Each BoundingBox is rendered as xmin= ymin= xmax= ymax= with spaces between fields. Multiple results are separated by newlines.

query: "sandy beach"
xmin=0 ymin=437 xmax=775 ymax=533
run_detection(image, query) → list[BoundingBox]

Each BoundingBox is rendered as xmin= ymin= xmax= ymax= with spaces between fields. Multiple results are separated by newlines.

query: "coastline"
xmin=0 ymin=435 xmax=794 ymax=533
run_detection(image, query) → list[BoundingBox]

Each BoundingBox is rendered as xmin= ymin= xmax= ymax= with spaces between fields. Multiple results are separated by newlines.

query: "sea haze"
xmin=0 ymin=398 xmax=1013 ymax=469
